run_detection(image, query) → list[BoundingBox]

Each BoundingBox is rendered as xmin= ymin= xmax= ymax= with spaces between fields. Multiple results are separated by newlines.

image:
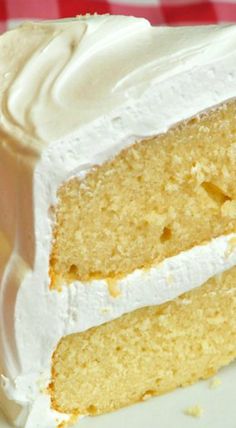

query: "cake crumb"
xmin=225 ymin=237 xmax=236 ymax=258
xmin=36 ymin=372 xmax=50 ymax=394
xmin=183 ymin=405 xmax=203 ymax=418
xmin=221 ymin=200 xmax=236 ymax=219
xmin=141 ymin=390 xmax=155 ymax=401
xmin=57 ymin=414 xmax=79 ymax=428
xmin=179 ymin=298 xmax=192 ymax=305
xmin=166 ymin=274 xmax=174 ymax=285
xmin=141 ymin=392 xmax=152 ymax=401
xmin=106 ymin=278 xmax=121 ymax=298
xmin=100 ymin=307 xmax=111 ymax=314
xmin=209 ymin=377 xmax=221 ymax=389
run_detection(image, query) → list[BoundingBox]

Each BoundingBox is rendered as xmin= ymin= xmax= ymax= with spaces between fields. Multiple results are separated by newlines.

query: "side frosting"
xmin=1 ymin=14 xmax=236 ymax=428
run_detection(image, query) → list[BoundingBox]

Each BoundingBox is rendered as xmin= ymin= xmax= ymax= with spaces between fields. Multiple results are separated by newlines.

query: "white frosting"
xmin=1 ymin=14 xmax=236 ymax=428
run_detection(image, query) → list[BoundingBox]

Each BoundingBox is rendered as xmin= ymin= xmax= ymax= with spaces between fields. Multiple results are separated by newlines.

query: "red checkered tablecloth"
xmin=1 ymin=0 xmax=236 ymax=33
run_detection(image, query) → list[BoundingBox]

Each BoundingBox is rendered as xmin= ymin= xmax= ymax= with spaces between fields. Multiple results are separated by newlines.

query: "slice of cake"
xmin=0 ymin=14 xmax=236 ymax=428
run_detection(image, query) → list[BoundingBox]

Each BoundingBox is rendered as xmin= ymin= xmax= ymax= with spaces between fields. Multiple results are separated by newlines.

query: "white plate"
xmin=1 ymin=361 xmax=236 ymax=428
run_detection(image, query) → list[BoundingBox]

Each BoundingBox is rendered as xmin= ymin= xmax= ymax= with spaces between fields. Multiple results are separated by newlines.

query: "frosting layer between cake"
xmin=1 ymin=14 xmax=236 ymax=428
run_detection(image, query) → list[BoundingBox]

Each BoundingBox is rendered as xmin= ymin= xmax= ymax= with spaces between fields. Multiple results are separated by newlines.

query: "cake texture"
xmin=0 ymin=14 xmax=236 ymax=428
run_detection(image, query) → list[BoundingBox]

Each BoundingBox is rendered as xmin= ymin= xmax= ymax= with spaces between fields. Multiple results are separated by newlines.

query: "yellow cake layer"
xmin=50 ymin=101 xmax=236 ymax=287
xmin=50 ymin=265 xmax=236 ymax=417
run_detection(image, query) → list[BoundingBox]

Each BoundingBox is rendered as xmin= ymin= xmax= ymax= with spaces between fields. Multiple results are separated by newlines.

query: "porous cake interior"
xmin=50 ymin=265 xmax=236 ymax=416
xmin=50 ymin=101 xmax=236 ymax=287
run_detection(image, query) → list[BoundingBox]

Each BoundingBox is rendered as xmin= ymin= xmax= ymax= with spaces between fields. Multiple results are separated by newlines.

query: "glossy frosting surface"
xmin=1 ymin=15 xmax=236 ymax=428
xmin=1 ymin=16 xmax=236 ymax=144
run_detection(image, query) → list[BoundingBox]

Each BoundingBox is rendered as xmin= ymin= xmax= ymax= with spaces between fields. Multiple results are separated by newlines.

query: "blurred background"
xmin=1 ymin=0 xmax=236 ymax=33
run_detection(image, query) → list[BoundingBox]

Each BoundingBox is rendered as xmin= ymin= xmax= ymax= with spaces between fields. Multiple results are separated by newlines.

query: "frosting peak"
xmin=0 ymin=15 xmax=150 ymax=141
xmin=1 ymin=17 xmax=236 ymax=142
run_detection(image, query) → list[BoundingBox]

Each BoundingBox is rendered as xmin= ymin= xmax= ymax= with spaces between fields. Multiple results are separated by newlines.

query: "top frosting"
xmin=1 ymin=15 xmax=236 ymax=144
xmin=1 ymin=14 xmax=236 ymax=428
